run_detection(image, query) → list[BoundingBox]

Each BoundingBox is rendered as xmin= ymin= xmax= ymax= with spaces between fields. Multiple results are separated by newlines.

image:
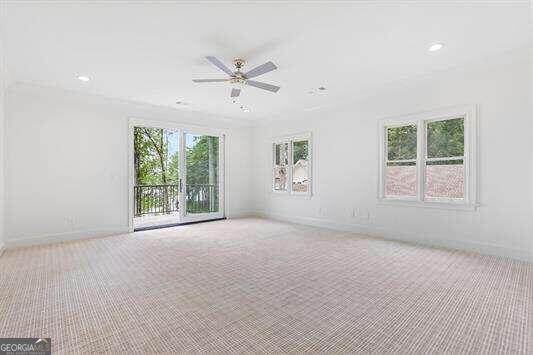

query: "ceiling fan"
xmin=193 ymin=56 xmax=280 ymax=98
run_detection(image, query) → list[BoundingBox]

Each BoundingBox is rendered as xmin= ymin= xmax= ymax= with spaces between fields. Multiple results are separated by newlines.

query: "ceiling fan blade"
xmin=192 ymin=79 xmax=229 ymax=82
xmin=231 ymin=88 xmax=240 ymax=97
xmin=205 ymin=56 xmax=234 ymax=76
xmin=243 ymin=61 xmax=277 ymax=79
xmin=246 ymin=80 xmax=280 ymax=93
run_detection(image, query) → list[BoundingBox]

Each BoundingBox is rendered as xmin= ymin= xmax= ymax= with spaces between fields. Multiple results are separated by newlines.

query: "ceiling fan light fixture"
xmin=77 ymin=75 xmax=90 ymax=82
xmin=193 ymin=56 xmax=280 ymax=98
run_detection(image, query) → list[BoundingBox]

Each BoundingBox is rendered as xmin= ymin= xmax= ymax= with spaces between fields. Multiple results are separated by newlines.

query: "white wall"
xmin=0 ymin=19 xmax=7 ymax=252
xmin=0 ymin=72 xmax=5 ymax=252
xmin=5 ymin=84 xmax=253 ymax=246
xmin=3 ymin=50 xmax=532 ymax=263
xmin=252 ymin=50 xmax=533 ymax=262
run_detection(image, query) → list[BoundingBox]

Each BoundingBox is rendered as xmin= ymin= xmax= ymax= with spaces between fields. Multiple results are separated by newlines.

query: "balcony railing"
xmin=186 ymin=184 xmax=219 ymax=214
xmin=134 ymin=184 xmax=218 ymax=216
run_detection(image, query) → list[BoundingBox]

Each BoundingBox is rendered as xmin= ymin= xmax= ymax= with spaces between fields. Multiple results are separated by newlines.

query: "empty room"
xmin=0 ymin=1 xmax=532 ymax=354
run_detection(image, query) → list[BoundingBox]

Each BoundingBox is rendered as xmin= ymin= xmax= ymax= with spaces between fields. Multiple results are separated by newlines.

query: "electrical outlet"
xmin=65 ymin=217 xmax=75 ymax=228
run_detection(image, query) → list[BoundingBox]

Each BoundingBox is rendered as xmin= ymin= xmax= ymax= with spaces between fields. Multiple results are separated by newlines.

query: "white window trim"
xmin=272 ymin=132 xmax=312 ymax=197
xmin=378 ymin=105 xmax=478 ymax=210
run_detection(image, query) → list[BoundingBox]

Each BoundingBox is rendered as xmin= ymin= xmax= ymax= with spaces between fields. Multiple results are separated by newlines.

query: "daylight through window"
xmin=379 ymin=106 xmax=476 ymax=208
xmin=273 ymin=135 xmax=312 ymax=195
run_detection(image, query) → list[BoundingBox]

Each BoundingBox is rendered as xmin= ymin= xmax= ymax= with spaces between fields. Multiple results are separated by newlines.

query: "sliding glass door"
xmin=130 ymin=120 xmax=224 ymax=230
xmin=132 ymin=126 xmax=181 ymax=230
xmin=179 ymin=132 xmax=224 ymax=223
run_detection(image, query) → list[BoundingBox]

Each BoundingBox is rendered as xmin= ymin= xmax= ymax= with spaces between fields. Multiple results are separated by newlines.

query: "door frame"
xmin=127 ymin=117 xmax=226 ymax=232
xmin=179 ymin=131 xmax=225 ymax=224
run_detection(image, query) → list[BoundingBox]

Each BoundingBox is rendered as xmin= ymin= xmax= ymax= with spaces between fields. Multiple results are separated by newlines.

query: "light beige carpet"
xmin=0 ymin=218 xmax=531 ymax=354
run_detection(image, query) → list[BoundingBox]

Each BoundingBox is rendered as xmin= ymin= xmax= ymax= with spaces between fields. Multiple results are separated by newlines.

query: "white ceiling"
xmin=2 ymin=1 xmax=531 ymax=121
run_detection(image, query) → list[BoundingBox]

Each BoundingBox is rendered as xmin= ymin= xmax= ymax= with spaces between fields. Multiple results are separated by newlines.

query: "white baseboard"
xmin=253 ymin=210 xmax=533 ymax=264
xmin=226 ymin=210 xmax=256 ymax=218
xmin=3 ymin=214 xmax=256 ymax=250
xmin=4 ymin=227 xmax=130 ymax=249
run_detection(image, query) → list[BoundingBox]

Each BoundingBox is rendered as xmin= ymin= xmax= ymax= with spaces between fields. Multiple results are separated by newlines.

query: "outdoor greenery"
xmin=275 ymin=143 xmax=288 ymax=165
xmin=134 ymin=127 xmax=179 ymax=186
xmin=387 ymin=125 xmax=417 ymax=161
xmin=427 ymin=118 xmax=464 ymax=158
xmin=186 ymin=135 xmax=219 ymax=186
xmin=134 ymin=128 xmax=219 ymax=215
xmin=293 ymin=140 xmax=308 ymax=163
xmin=387 ymin=118 xmax=464 ymax=163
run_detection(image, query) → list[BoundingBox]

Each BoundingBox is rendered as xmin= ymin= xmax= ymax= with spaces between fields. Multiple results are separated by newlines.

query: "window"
xmin=425 ymin=118 xmax=464 ymax=200
xmin=292 ymin=140 xmax=309 ymax=193
xmin=379 ymin=105 xmax=477 ymax=209
xmin=273 ymin=134 xmax=312 ymax=195
xmin=273 ymin=142 xmax=289 ymax=191
xmin=385 ymin=124 xmax=417 ymax=198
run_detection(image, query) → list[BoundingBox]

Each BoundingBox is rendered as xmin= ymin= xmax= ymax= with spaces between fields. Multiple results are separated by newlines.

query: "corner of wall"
xmin=0 ymin=5 xmax=7 ymax=252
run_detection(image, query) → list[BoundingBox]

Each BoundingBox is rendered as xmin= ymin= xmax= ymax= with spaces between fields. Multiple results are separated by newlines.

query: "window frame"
xmin=272 ymin=141 xmax=289 ymax=193
xmin=378 ymin=105 xmax=478 ymax=210
xmin=272 ymin=132 xmax=312 ymax=197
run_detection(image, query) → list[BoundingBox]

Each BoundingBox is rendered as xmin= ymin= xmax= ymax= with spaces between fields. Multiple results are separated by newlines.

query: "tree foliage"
xmin=387 ymin=118 xmax=464 ymax=162
xmin=387 ymin=125 xmax=417 ymax=161
xmin=293 ymin=140 xmax=308 ymax=163
xmin=186 ymin=135 xmax=219 ymax=185
xmin=134 ymin=127 xmax=179 ymax=185
xmin=427 ymin=118 xmax=464 ymax=158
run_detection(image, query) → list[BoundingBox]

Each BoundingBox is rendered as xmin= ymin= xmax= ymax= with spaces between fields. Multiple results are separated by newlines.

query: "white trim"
xmin=378 ymin=104 xmax=478 ymax=210
xmin=417 ymin=119 xmax=425 ymax=201
xmin=3 ymin=227 xmax=130 ymax=249
xmin=180 ymin=132 xmax=225 ymax=223
xmin=128 ymin=117 xmax=227 ymax=230
xmin=252 ymin=211 xmax=533 ymax=263
xmin=271 ymin=132 xmax=313 ymax=197
xmin=272 ymin=141 xmax=289 ymax=193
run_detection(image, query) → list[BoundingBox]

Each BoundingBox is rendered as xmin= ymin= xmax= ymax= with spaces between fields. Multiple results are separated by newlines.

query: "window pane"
xmin=185 ymin=134 xmax=219 ymax=213
xmin=387 ymin=125 xmax=417 ymax=160
xmin=292 ymin=140 xmax=309 ymax=193
xmin=427 ymin=118 xmax=464 ymax=158
xmin=274 ymin=143 xmax=288 ymax=191
xmin=425 ymin=160 xmax=464 ymax=199
xmin=385 ymin=161 xmax=416 ymax=197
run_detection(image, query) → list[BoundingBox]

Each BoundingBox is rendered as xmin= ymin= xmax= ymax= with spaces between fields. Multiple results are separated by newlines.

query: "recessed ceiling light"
xmin=77 ymin=75 xmax=91 ymax=82
xmin=428 ymin=43 xmax=444 ymax=52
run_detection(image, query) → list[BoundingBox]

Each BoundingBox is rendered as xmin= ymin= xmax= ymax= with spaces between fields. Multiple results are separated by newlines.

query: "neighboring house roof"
xmin=294 ymin=159 xmax=308 ymax=168
xmin=293 ymin=159 xmax=309 ymax=183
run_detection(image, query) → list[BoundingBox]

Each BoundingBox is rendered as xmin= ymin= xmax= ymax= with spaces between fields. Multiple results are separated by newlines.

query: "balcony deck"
xmin=133 ymin=212 xmax=181 ymax=229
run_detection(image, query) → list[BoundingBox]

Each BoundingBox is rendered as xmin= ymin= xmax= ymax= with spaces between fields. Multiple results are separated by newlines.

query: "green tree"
xmin=134 ymin=127 xmax=179 ymax=214
xmin=293 ymin=140 xmax=308 ymax=163
xmin=386 ymin=118 xmax=464 ymax=165
xmin=427 ymin=118 xmax=464 ymax=159
xmin=387 ymin=125 xmax=417 ymax=161
xmin=186 ymin=136 xmax=218 ymax=185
